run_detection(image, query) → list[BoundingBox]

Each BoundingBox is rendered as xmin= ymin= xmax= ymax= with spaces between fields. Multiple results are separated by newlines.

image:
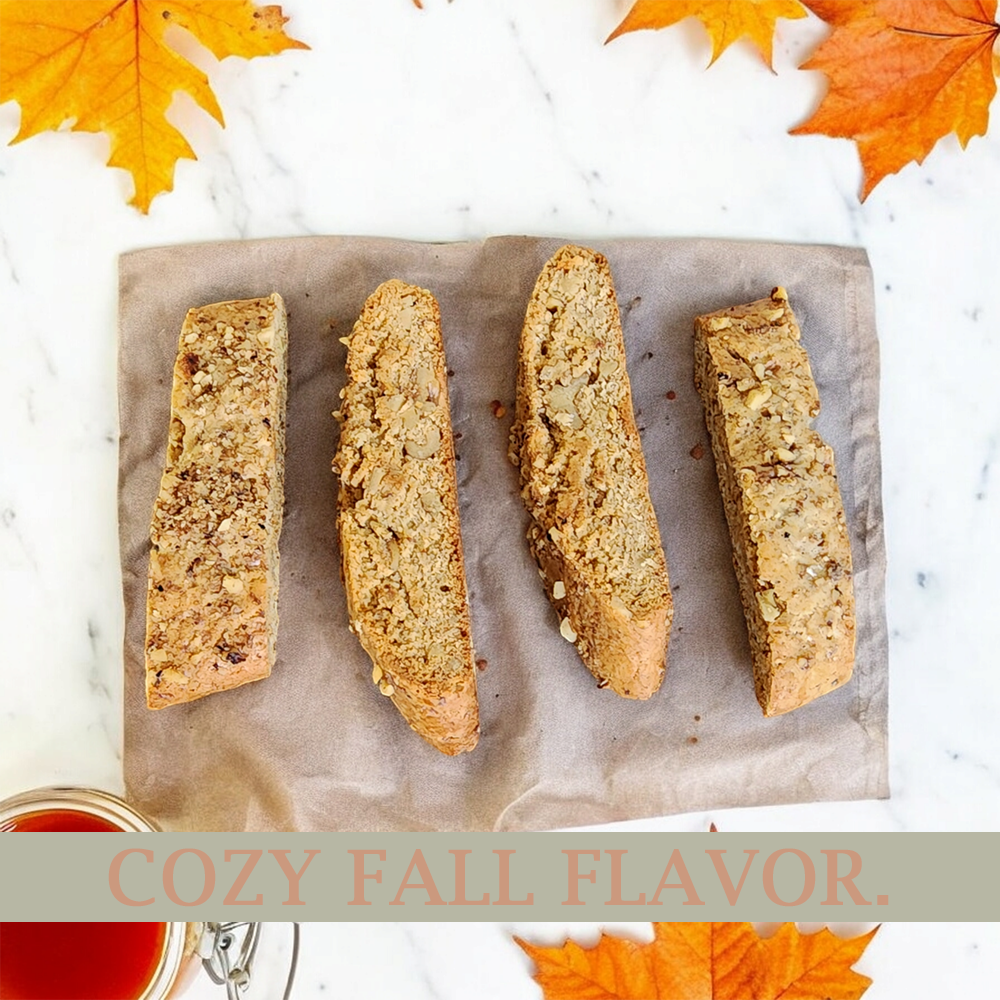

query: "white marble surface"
xmin=1 ymin=0 xmax=999 ymax=834
xmin=178 ymin=921 xmax=1000 ymax=1000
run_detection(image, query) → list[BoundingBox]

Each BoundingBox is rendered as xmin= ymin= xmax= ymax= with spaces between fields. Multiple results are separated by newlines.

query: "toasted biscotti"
xmin=694 ymin=287 xmax=856 ymax=716
xmin=334 ymin=280 xmax=479 ymax=755
xmin=146 ymin=294 xmax=288 ymax=708
xmin=509 ymin=246 xmax=672 ymax=698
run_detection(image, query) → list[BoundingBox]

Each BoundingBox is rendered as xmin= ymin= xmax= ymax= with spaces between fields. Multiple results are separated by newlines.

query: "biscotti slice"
xmin=146 ymin=294 xmax=288 ymax=709
xmin=509 ymin=246 xmax=672 ymax=698
xmin=334 ymin=280 xmax=479 ymax=755
xmin=693 ymin=287 xmax=855 ymax=716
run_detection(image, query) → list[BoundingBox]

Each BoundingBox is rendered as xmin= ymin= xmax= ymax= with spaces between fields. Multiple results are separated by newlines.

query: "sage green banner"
xmin=0 ymin=833 xmax=994 ymax=920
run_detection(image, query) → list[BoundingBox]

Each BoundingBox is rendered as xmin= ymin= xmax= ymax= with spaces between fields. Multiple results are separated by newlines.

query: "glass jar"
xmin=0 ymin=787 xmax=299 ymax=999
xmin=0 ymin=785 xmax=159 ymax=832
xmin=0 ymin=920 xmax=299 ymax=999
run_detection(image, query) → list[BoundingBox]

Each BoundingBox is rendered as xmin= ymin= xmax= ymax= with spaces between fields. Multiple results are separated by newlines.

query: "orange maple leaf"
xmin=792 ymin=1 xmax=1000 ymax=199
xmin=0 ymin=1 xmax=308 ymax=212
xmin=607 ymin=1 xmax=808 ymax=69
xmin=516 ymin=922 xmax=878 ymax=1000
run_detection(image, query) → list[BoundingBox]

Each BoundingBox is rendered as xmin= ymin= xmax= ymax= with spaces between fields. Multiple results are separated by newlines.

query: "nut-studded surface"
xmin=146 ymin=294 xmax=288 ymax=708
xmin=509 ymin=246 xmax=672 ymax=698
xmin=334 ymin=280 xmax=479 ymax=755
xmin=694 ymin=288 xmax=856 ymax=715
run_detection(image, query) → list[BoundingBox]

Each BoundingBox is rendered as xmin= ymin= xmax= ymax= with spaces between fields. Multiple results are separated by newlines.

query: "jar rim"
xmin=0 ymin=785 xmax=158 ymax=832
xmin=142 ymin=921 xmax=190 ymax=1000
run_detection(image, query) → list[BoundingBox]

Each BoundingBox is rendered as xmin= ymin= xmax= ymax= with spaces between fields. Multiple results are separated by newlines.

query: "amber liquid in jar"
xmin=0 ymin=922 xmax=168 ymax=1000
xmin=0 ymin=807 xmax=124 ymax=833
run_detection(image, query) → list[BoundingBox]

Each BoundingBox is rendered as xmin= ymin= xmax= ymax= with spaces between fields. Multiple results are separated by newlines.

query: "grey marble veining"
xmin=0 ymin=0 xmax=997 ymax=841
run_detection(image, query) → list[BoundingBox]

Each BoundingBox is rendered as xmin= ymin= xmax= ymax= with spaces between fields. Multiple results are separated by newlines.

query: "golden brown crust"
xmin=509 ymin=246 xmax=672 ymax=698
xmin=334 ymin=280 xmax=479 ymax=754
xmin=146 ymin=294 xmax=287 ymax=708
xmin=694 ymin=287 xmax=856 ymax=716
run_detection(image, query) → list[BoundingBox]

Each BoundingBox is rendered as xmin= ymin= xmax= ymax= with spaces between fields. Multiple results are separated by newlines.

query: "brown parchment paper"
xmin=119 ymin=236 xmax=887 ymax=832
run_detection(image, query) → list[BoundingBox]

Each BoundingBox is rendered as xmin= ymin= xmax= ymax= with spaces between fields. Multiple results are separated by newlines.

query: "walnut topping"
xmin=159 ymin=667 xmax=189 ymax=686
xmin=705 ymin=316 xmax=732 ymax=331
xmin=405 ymin=425 xmax=442 ymax=459
xmin=548 ymin=383 xmax=577 ymax=412
xmin=333 ymin=279 xmax=479 ymax=754
xmin=146 ymin=295 xmax=286 ymax=710
xmin=757 ymin=588 xmax=782 ymax=622
xmin=694 ymin=290 xmax=855 ymax=716
xmin=420 ymin=490 xmax=443 ymax=513
xmin=509 ymin=245 xmax=671 ymax=700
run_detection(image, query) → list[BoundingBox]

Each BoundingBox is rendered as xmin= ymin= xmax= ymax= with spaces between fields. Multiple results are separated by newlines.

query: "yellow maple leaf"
xmin=516 ymin=922 xmax=878 ymax=1000
xmin=749 ymin=923 xmax=877 ymax=1000
xmin=645 ymin=923 xmax=763 ymax=999
xmin=0 ymin=1 xmax=308 ymax=212
xmin=607 ymin=0 xmax=808 ymax=69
